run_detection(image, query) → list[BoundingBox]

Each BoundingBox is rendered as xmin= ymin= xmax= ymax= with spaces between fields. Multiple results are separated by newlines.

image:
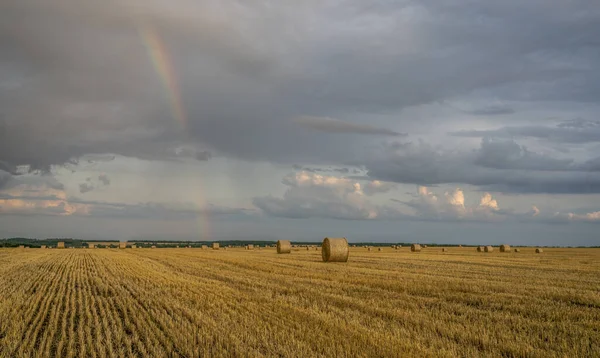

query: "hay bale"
xmin=321 ymin=237 xmax=349 ymax=262
xmin=212 ymin=243 xmax=220 ymax=250
xmin=378 ymin=247 xmax=382 ymax=252
xmin=422 ymin=245 xmax=428 ymax=248
xmin=151 ymin=245 xmax=156 ymax=249
xmin=41 ymin=245 xmax=46 ymax=249
xmin=57 ymin=242 xmax=65 ymax=249
xmin=442 ymin=248 xmax=447 ymax=252
xmin=477 ymin=246 xmax=484 ymax=252
xmin=119 ymin=242 xmax=127 ymax=249
xmin=18 ymin=245 xmax=24 ymax=249
xmin=131 ymin=245 xmax=137 ymax=249
xmin=202 ymin=245 xmax=208 ymax=250
xmin=500 ymin=244 xmax=511 ymax=253
xmin=368 ymin=247 xmax=372 ymax=251
xmin=276 ymin=240 xmax=291 ymax=254
xmin=514 ymin=248 xmax=519 ymax=252
xmin=411 ymin=244 xmax=421 ymax=252
xmin=247 ymin=244 xmax=254 ymax=250
xmin=536 ymin=248 xmax=543 ymax=253
xmin=88 ymin=244 xmax=95 ymax=249
xmin=484 ymin=245 xmax=494 ymax=252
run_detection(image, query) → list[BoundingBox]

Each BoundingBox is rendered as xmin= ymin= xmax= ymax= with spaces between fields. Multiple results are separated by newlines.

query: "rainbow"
xmin=138 ymin=23 xmax=212 ymax=241
xmin=138 ymin=24 xmax=188 ymax=130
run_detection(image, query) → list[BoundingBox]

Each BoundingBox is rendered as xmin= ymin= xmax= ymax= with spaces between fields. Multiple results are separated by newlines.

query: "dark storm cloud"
xmin=0 ymin=0 xmax=599 ymax=175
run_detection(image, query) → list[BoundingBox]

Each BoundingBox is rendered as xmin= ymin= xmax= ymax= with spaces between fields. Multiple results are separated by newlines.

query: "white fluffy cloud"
xmin=400 ymin=186 xmax=506 ymax=221
xmin=253 ymin=171 xmax=403 ymax=220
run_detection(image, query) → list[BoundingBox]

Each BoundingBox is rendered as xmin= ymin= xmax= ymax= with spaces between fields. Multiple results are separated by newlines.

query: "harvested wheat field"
xmin=0 ymin=247 xmax=599 ymax=357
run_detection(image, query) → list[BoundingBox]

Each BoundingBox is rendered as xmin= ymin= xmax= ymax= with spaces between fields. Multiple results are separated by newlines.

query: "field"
xmin=1 ymin=247 xmax=599 ymax=357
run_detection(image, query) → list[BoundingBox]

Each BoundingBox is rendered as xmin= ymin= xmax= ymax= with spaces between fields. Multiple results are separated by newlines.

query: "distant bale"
xmin=18 ymin=245 xmax=24 ymax=249
xmin=536 ymin=248 xmax=543 ymax=253
xmin=57 ymin=242 xmax=65 ymax=249
xmin=378 ymin=247 xmax=382 ymax=252
xmin=411 ymin=244 xmax=421 ymax=252
xmin=41 ymin=245 xmax=46 ymax=249
xmin=131 ymin=245 xmax=137 ymax=249
xmin=422 ymin=245 xmax=428 ymax=248
xmin=484 ymin=245 xmax=494 ymax=252
xmin=88 ymin=244 xmax=95 ymax=249
xmin=212 ymin=243 xmax=220 ymax=250
xmin=477 ymin=246 xmax=484 ymax=252
xmin=368 ymin=247 xmax=372 ymax=251
xmin=514 ymin=248 xmax=520 ymax=252
xmin=459 ymin=245 xmax=463 ymax=248
xmin=500 ymin=244 xmax=511 ymax=253
xmin=202 ymin=245 xmax=208 ymax=250
xmin=442 ymin=248 xmax=447 ymax=252
xmin=151 ymin=245 xmax=156 ymax=249
xmin=119 ymin=242 xmax=127 ymax=249
xmin=322 ymin=237 xmax=349 ymax=263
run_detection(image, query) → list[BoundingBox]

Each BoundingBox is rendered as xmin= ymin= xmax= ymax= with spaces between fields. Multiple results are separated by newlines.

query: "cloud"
xmin=78 ymin=174 xmax=111 ymax=194
xmin=475 ymin=138 xmax=574 ymax=171
xmin=79 ymin=182 xmax=95 ymax=194
xmin=2 ymin=0 xmax=598 ymax=172
xmin=98 ymin=174 xmax=110 ymax=186
xmin=293 ymin=116 xmax=404 ymax=136
xmin=465 ymin=105 xmax=515 ymax=116
xmin=363 ymin=180 xmax=396 ymax=196
xmin=450 ymin=119 xmax=600 ymax=143
xmin=253 ymin=171 xmax=403 ymax=220
xmin=396 ymin=186 xmax=516 ymax=222
xmin=365 ymin=139 xmax=600 ymax=193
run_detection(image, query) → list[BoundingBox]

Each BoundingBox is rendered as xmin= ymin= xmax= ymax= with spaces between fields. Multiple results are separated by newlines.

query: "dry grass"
xmin=0 ymin=247 xmax=598 ymax=357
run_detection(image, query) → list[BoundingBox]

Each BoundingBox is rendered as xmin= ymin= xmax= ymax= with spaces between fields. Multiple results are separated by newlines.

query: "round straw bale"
xmin=276 ymin=240 xmax=291 ymax=254
xmin=247 ymin=244 xmax=254 ymax=250
xmin=442 ymin=248 xmax=447 ymax=252
xmin=484 ymin=245 xmax=494 ymax=252
xmin=514 ymin=248 xmax=520 ymax=252
xmin=368 ymin=247 xmax=372 ymax=251
xmin=411 ymin=244 xmax=421 ymax=252
xmin=477 ymin=246 xmax=484 ymax=252
xmin=378 ymin=247 xmax=382 ymax=252
xmin=322 ymin=237 xmax=349 ymax=262
xmin=422 ymin=245 xmax=428 ymax=248
xmin=500 ymin=244 xmax=511 ymax=253
xmin=535 ymin=248 xmax=543 ymax=253
xmin=212 ymin=242 xmax=220 ymax=250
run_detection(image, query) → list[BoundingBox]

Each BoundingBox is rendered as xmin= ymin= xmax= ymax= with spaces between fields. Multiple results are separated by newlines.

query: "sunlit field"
xmin=1 ymin=247 xmax=598 ymax=357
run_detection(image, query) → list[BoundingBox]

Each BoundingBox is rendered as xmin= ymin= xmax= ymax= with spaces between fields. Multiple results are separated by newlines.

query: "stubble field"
xmin=0 ymin=246 xmax=599 ymax=358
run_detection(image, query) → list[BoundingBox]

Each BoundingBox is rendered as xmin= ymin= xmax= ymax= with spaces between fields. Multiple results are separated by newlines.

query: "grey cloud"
xmin=450 ymin=119 xmax=600 ymax=143
xmin=365 ymin=139 xmax=600 ymax=193
xmin=293 ymin=116 xmax=404 ymax=136
xmin=1 ymin=0 xmax=599 ymax=171
xmin=475 ymin=138 xmax=574 ymax=171
xmin=82 ymin=201 xmax=252 ymax=220
xmin=98 ymin=174 xmax=110 ymax=186
xmin=465 ymin=105 xmax=515 ymax=116
xmin=77 ymin=174 xmax=110 ymax=194
xmin=195 ymin=151 xmax=212 ymax=161
xmin=79 ymin=183 xmax=94 ymax=194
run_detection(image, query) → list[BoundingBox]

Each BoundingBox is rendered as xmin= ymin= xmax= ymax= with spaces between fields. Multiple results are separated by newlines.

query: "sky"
xmin=1 ymin=1 xmax=600 ymax=246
